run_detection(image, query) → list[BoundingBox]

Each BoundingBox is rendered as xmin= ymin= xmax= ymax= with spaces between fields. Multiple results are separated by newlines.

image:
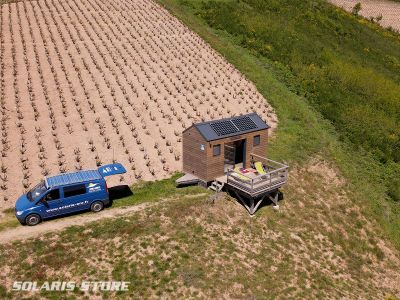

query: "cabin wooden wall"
xmin=182 ymin=127 xmax=207 ymax=180
xmin=182 ymin=127 xmax=269 ymax=182
xmin=248 ymin=129 xmax=269 ymax=159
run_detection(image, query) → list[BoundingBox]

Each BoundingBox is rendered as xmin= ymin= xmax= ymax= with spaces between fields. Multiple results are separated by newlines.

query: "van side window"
xmin=45 ymin=189 xmax=60 ymax=201
xmin=64 ymin=184 xmax=86 ymax=198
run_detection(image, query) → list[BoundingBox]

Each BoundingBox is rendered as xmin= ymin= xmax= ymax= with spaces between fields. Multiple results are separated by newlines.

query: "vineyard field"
xmin=0 ymin=0 xmax=276 ymax=209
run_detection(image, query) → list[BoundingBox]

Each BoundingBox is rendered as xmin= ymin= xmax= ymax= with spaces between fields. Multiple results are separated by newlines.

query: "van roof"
xmin=45 ymin=170 xmax=102 ymax=189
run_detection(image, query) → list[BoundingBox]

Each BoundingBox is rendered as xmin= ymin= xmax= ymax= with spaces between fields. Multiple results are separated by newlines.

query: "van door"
xmin=38 ymin=189 xmax=62 ymax=218
xmin=61 ymin=184 xmax=91 ymax=213
xmin=98 ymin=163 xmax=126 ymax=177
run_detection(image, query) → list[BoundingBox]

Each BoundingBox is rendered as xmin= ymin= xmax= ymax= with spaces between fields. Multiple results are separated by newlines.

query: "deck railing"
xmin=226 ymin=153 xmax=289 ymax=196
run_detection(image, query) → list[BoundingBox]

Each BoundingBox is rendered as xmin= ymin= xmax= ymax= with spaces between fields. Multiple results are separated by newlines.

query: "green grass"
xmin=153 ymin=0 xmax=400 ymax=249
xmin=111 ymin=173 xmax=207 ymax=208
xmin=0 ymin=208 xmax=19 ymax=232
xmin=1 ymin=179 xmax=398 ymax=298
xmin=0 ymin=174 xmax=207 ymax=232
xmin=195 ymin=0 xmax=400 ymax=163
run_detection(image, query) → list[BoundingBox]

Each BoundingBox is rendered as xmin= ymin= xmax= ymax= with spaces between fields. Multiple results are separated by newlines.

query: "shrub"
xmin=352 ymin=2 xmax=361 ymax=15
xmin=388 ymin=178 xmax=400 ymax=202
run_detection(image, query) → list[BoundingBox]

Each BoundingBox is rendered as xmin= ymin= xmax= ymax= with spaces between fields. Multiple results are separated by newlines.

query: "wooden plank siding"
xmin=182 ymin=126 xmax=269 ymax=182
xmin=182 ymin=126 xmax=208 ymax=180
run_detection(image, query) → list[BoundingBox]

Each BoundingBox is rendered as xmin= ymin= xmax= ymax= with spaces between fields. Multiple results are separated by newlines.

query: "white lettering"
xmin=40 ymin=282 xmax=50 ymax=291
xmin=80 ymin=281 xmax=90 ymax=291
xmin=121 ymin=282 xmax=130 ymax=291
xmin=11 ymin=281 xmax=129 ymax=292
xmin=12 ymin=281 xmax=22 ymax=291
xmin=65 ymin=282 xmax=75 ymax=291
xmin=21 ymin=281 xmax=32 ymax=291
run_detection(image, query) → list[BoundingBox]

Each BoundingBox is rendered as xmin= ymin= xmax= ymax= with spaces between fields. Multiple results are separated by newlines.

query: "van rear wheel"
xmin=25 ymin=214 xmax=41 ymax=226
xmin=90 ymin=201 xmax=104 ymax=213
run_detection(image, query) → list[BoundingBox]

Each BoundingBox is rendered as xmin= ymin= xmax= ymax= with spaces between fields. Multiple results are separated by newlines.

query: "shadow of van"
xmin=108 ymin=185 xmax=133 ymax=201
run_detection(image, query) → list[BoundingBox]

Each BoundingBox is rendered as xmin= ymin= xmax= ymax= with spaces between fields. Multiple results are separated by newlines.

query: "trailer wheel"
xmin=90 ymin=201 xmax=104 ymax=213
xmin=25 ymin=214 xmax=41 ymax=226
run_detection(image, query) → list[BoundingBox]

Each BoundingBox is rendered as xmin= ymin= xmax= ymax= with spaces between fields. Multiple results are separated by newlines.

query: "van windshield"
xmin=27 ymin=181 xmax=47 ymax=202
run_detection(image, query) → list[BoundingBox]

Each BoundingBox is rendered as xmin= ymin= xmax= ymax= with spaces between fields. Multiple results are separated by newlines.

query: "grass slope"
xmin=1 ymin=164 xmax=399 ymax=298
xmin=199 ymin=0 xmax=400 ymax=165
xmin=155 ymin=0 xmax=400 ymax=249
xmin=0 ymin=174 xmax=204 ymax=232
xmin=0 ymin=0 xmax=399 ymax=298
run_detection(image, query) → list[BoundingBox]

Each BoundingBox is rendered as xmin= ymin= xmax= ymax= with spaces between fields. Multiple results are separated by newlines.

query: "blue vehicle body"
xmin=15 ymin=163 xmax=126 ymax=225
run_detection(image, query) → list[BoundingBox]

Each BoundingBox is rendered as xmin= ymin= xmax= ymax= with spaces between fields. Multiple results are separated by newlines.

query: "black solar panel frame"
xmin=210 ymin=121 xmax=238 ymax=136
xmin=232 ymin=116 xmax=257 ymax=132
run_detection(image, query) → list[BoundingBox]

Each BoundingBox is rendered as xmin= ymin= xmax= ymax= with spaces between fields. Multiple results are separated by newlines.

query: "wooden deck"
xmin=225 ymin=154 xmax=289 ymax=198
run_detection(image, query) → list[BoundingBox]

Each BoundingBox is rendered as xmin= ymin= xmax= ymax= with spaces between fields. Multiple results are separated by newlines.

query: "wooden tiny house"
xmin=182 ymin=113 xmax=269 ymax=182
xmin=178 ymin=112 xmax=289 ymax=215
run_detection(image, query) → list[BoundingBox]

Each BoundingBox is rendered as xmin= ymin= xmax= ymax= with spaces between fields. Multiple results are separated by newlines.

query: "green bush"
xmin=197 ymin=0 xmax=400 ymax=184
xmin=352 ymin=2 xmax=361 ymax=15
xmin=388 ymin=178 xmax=400 ymax=202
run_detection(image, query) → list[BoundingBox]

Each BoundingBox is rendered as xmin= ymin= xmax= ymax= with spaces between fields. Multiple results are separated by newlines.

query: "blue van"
xmin=15 ymin=163 xmax=126 ymax=226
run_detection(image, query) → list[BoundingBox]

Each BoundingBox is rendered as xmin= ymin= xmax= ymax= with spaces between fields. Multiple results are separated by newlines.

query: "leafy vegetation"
xmin=153 ymin=0 xmax=400 ymax=247
xmin=0 ymin=0 xmax=400 ymax=297
xmin=200 ymin=0 xmax=400 ymax=159
xmin=195 ymin=0 xmax=400 ymax=196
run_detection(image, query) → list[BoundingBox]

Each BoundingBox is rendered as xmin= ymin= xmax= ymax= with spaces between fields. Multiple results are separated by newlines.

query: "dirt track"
xmin=330 ymin=0 xmax=400 ymax=31
xmin=0 ymin=201 xmax=158 ymax=243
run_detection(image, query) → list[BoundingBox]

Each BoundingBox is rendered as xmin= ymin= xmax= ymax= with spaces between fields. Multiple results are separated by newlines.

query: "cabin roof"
xmin=188 ymin=112 xmax=269 ymax=141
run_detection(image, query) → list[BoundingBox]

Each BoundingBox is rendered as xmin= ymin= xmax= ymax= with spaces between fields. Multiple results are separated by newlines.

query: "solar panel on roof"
xmin=232 ymin=116 xmax=257 ymax=131
xmin=210 ymin=120 xmax=238 ymax=136
xmin=46 ymin=170 xmax=102 ymax=188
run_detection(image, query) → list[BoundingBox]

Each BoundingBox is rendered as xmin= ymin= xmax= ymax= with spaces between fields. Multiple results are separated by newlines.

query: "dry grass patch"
xmin=0 ymin=157 xmax=399 ymax=299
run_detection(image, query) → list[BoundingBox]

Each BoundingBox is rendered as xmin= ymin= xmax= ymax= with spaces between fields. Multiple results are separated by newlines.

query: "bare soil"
xmin=0 ymin=157 xmax=399 ymax=298
xmin=0 ymin=0 xmax=277 ymax=210
xmin=0 ymin=200 xmax=158 ymax=243
xmin=330 ymin=0 xmax=400 ymax=31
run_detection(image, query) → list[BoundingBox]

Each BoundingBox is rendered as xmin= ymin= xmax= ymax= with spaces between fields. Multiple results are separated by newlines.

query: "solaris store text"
xmin=12 ymin=281 xmax=130 ymax=292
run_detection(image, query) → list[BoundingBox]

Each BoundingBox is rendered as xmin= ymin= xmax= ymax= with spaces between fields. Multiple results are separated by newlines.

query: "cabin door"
xmin=234 ymin=139 xmax=246 ymax=167
xmin=224 ymin=139 xmax=246 ymax=172
xmin=224 ymin=144 xmax=235 ymax=172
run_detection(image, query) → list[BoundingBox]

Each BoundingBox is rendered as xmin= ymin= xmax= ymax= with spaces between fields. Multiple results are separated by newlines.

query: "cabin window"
xmin=213 ymin=144 xmax=221 ymax=156
xmin=64 ymin=184 xmax=86 ymax=198
xmin=253 ymin=135 xmax=261 ymax=146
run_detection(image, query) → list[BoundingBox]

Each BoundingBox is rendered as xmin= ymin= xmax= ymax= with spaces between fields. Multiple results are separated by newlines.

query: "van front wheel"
xmin=25 ymin=214 xmax=41 ymax=226
xmin=90 ymin=201 xmax=104 ymax=213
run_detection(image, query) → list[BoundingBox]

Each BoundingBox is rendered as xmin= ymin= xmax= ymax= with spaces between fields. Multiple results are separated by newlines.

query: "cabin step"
xmin=175 ymin=173 xmax=200 ymax=187
xmin=208 ymin=180 xmax=224 ymax=192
